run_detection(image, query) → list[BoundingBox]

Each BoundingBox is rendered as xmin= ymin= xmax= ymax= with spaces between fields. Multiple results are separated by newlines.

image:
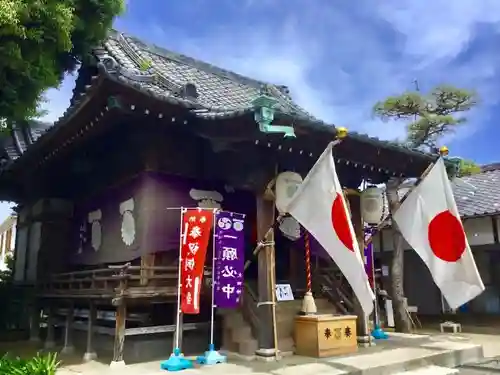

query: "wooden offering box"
xmin=294 ymin=314 xmax=358 ymax=358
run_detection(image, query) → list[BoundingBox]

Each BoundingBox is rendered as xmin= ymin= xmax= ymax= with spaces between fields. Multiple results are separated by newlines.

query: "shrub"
xmin=0 ymin=352 xmax=60 ymax=375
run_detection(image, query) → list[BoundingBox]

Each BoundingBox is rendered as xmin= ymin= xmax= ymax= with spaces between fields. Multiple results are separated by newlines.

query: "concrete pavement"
xmin=56 ymin=331 xmax=485 ymax=375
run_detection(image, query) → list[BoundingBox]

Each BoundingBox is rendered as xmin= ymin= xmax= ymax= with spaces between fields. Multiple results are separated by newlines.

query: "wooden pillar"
xmin=111 ymin=302 xmax=127 ymax=367
xmin=61 ymin=303 xmax=75 ymax=355
xmin=289 ymin=245 xmax=298 ymax=292
xmin=140 ymin=254 xmax=155 ymax=286
xmin=44 ymin=305 xmax=56 ymax=349
xmin=255 ymin=195 xmax=276 ymax=357
xmin=83 ymin=301 xmax=97 ymax=362
xmin=29 ymin=301 xmax=41 ymax=343
xmin=347 ymin=193 xmax=370 ymax=345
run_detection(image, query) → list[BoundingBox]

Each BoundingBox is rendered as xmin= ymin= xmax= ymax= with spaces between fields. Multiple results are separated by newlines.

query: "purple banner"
xmin=364 ymin=230 xmax=374 ymax=289
xmin=214 ymin=211 xmax=246 ymax=309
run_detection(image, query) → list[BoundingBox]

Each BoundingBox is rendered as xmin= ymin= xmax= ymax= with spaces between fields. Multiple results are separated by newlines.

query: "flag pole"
xmin=367 ymin=229 xmax=388 ymax=340
xmin=197 ymin=209 xmax=227 ymax=365
xmin=174 ymin=207 xmax=186 ymax=352
xmin=209 ymin=209 xmax=217 ymax=348
xmin=161 ymin=207 xmax=194 ymax=371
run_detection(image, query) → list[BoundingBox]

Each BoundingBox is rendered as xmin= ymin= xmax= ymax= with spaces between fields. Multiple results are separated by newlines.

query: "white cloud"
xmin=376 ymin=0 xmax=500 ymax=63
xmin=136 ymin=1 xmax=498 ymax=144
xmin=40 ymin=1 xmax=500 ymax=149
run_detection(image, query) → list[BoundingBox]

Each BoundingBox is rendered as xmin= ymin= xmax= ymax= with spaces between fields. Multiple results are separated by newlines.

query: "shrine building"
xmin=0 ymin=30 xmax=439 ymax=364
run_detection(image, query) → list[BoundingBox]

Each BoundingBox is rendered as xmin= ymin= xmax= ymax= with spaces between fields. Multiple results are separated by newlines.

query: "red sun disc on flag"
xmin=427 ymin=210 xmax=466 ymax=262
xmin=331 ymin=193 xmax=354 ymax=252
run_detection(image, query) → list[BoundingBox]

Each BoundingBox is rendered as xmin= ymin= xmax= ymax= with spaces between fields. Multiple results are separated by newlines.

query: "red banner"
xmin=180 ymin=208 xmax=213 ymax=314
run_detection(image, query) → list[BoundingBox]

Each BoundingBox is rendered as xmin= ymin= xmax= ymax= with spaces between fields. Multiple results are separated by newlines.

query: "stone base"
xmin=44 ymin=341 xmax=56 ymax=350
xmin=109 ymin=360 xmax=126 ymax=368
xmin=83 ymin=352 xmax=98 ymax=362
xmin=357 ymin=335 xmax=375 ymax=347
xmin=29 ymin=336 xmax=41 ymax=344
xmin=255 ymin=348 xmax=279 ymax=362
xmin=61 ymin=345 xmax=75 ymax=355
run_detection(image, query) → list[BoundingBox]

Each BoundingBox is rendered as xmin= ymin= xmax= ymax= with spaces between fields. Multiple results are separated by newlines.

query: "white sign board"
xmin=385 ymin=300 xmax=395 ymax=328
xmin=382 ymin=265 xmax=389 ymax=276
xmin=275 ymin=284 xmax=294 ymax=301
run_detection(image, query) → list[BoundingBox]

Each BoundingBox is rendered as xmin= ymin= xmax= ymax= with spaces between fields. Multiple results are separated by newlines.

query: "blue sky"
xmin=2 ymin=0 xmax=500 ymax=219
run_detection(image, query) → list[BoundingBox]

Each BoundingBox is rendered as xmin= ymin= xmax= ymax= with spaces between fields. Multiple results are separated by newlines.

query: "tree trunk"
xmin=386 ymin=178 xmax=412 ymax=333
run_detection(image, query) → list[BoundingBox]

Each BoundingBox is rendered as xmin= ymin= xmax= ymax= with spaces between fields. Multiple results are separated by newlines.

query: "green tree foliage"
xmin=373 ymin=85 xmax=478 ymax=151
xmin=0 ymin=0 xmax=125 ymax=123
xmin=0 ymin=254 xmax=13 ymax=283
xmin=458 ymin=159 xmax=482 ymax=177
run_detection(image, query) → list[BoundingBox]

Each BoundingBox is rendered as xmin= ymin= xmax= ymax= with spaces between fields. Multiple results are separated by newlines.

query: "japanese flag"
xmin=393 ymin=158 xmax=485 ymax=309
xmin=285 ymin=142 xmax=375 ymax=315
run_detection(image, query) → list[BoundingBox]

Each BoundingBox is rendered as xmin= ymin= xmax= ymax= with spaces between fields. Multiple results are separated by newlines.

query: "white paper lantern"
xmin=279 ymin=216 xmax=302 ymax=241
xmin=275 ymin=171 xmax=303 ymax=241
xmin=275 ymin=171 xmax=303 ymax=214
xmin=360 ymin=186 xmax=385 ymax=225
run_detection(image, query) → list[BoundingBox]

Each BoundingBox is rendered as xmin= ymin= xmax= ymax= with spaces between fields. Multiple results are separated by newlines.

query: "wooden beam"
xmin=492 ymin=216 xmax=499 ymax=244
xmin=29 ymin=301 xmax=41 ymax=343
xmin=61 ymin=302 xmax=75 ymax=355
xmin=44 ymin=305 xmax=56 ymax=349
xmin=140 ymin=254 xmax=156 ymax=286
xmin=255 ymin=194 xmax=276 ymax=357
xmin=112 ymin=302 xmax=127 ymax=365
xmin=83 ymin=301 xmax=97 ymax=362
xmin=124 ymin=322 xmax=209 ymax=336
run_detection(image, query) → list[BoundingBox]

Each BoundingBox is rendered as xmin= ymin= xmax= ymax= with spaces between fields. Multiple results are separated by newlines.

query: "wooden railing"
xmin=313 ymin=270 xmax=355 ymax=314
xmin=241 ymin=282 xmax=261 ymax=340
xmin=39 ymin=264 xmax=211 ymax=300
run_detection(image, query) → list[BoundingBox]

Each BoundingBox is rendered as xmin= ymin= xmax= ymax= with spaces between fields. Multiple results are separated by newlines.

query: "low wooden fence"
xmin=39 ymin=264 xmax=211 ymax=300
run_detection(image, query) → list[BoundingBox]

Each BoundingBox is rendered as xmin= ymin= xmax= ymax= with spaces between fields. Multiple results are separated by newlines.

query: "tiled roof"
xmin=0 ymin=30 xmax=440 ymax=167
xmin=452 ymin=167 xmax=500 ymax=217
xmin=0 ymin=121 xmax=52 ymax=161
xmin=97 ymin=30 xmax=317 ymax=120
xmin=481 ymin=163 xmax=500 ymax=172
xmin=94 ymin=30 xmax=440 ymax=160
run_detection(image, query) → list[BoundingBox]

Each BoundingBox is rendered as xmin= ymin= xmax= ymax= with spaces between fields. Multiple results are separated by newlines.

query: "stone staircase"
xmin=221 ymin=297 xmax=338 ymax=356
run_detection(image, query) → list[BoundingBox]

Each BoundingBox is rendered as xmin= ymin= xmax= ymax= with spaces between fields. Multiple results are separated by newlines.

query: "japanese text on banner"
xmin=180 ymin=209 xmax=213 ymax=314
xmin=214 ymin=211 xmax=245 ymax=309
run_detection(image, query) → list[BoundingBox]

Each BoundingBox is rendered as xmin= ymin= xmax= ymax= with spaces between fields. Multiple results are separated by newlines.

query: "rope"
xmin=304 ymin=231 xmax=312 ymax=292
xmin=258 ymin=241 xmax=275 ymax=247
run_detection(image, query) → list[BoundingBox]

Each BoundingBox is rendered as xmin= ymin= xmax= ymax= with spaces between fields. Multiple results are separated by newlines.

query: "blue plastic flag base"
xmin=196 ymin=344 xmax=227 ymax=365
xmin=160 ymin=349 xmax=194 ymax=371
xmin=371 ymin=325 xmax=389 ymax=340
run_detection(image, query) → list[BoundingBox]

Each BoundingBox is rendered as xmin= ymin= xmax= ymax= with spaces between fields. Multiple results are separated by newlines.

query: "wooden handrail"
xmin=241 ymin=283 xmax=261 ymax=340
xmin=39 ymin=263 xmax=213 ymax=300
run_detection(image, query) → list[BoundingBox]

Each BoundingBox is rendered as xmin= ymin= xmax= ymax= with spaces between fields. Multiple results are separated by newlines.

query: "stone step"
xmin=278 ymin=336 xmax=295 ymax=352
xmin=237 ymin=338 xmax=258 ymax=356
xmin=223 ymin=312 xmax=246 ymax=328
xmin=231 ymin=325 xmax=253 ymax=342
xmin=393 ymin=366 xmax=458 ymax=375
